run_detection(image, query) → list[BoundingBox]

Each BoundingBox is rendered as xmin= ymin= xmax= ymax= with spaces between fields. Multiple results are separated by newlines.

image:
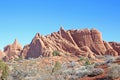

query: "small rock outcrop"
xmin=21 ymin=27 xmax=119 ymax=59
xmin=4 ymin=39 xmax=22 ymax=59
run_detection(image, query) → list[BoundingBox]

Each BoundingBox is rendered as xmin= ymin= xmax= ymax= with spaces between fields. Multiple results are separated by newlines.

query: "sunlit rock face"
xmin=4 ymin=39 xmax=22 ymax=60
xmin=21 ymin=27 xmax=118 ymax=59
xmin=109 ymin=42 xmax=120 ymax=55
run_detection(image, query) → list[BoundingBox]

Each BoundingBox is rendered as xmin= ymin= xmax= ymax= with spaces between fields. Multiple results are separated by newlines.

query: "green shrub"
xmin=78 ymin=56 xmax=91 ymax=66
xmin=14 ymin=56 xmax=23 ymax=61
xmin=78 ymin=56 xmax=84 ymax=62
xmin=0 ymin=60 xmax=5 ymax=70
xmin=52 ymin=61 xmax=61 ymax=73
xmin=0 ymin=60 xmax=9 ymax=80
xmin=84 ymin=59 xmax=91 ymax=66
xmin=80 ymin=58 xmax=91 ymax=66
xmin=52 ymin=50 xmax=60 ymax=56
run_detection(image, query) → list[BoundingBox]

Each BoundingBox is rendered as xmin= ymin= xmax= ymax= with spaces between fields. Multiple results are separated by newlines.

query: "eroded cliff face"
xmin=1 ymin=28 xmax=119 ymax=60
xmin=20 ymin=27 xmax=119 ymax=59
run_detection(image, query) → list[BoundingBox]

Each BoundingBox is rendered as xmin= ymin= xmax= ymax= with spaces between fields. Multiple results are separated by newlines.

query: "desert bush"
xmin=116 ymin=56 xmax=120 ymax=60
xmin=52 ymin=61 xmax=61 ymax=73
xmin=104 ymin=55 xmax=116 ymax=64
xmin=63 ymin=68 xmax=76 ymax=75
xmin=78 ymin=56 xmax=85 ymax=62
xmin=63 ymin=59 xmax=95 ymax=79
xmin=75 ymin=67 xmax=103 ymax=78
xmin=69 ymin=60 xmax=76 ymax=68
xmin=94 ymin=62 xmax=106 ymax=67
xmin=88 ymin=68 xmax=104 ymax=77
xmin=14 ymin=57 xmax=23 ymax=61
xmin=52 ymin=50 xmax=60 ymax=56
xmin=75 ymin=69 xmax=91 ymax=78
xmin=69 ymin=75 xmax=80 ymax=80
xmin=86 ymin=64 xmax=95 ymax=70
xmin=107 ymin=64 xmax=120 ymax=79
xmin=11 ymin=68 xmax=26 ymax=80
xmin=61 ymin=62 xmax=67 ymax=70
xmin=66 ymin=64 xmax=103 ymax=79
xmin=84 ymin=58 xmax=91 ymax=66
xmin=78 ymin=56 xmax=92 ymax=66
xmin=0 ymin=60 xmax=9 ymax=80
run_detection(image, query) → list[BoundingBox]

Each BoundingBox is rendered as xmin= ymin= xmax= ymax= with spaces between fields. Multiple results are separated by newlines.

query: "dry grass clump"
xmin=107 ymin=64 xmax=120 ymax=80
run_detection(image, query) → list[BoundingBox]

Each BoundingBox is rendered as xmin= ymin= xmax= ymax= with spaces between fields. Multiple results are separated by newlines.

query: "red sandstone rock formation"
xmin=69 ymin=28 xmax=107 ymax=55
xmin=21 ymin=27 xmax=118 ymax=59
xmin=103 ymin=41 xmax=118 ymax=56
xmin=4 ymin=39 xmax=22 ymax=59
xmin=109 ymin=42 xmax=120 ymax=55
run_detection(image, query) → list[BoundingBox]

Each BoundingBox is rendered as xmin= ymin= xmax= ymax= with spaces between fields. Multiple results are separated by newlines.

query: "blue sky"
xmin=0 ymin=0 xmax=120 ymax=50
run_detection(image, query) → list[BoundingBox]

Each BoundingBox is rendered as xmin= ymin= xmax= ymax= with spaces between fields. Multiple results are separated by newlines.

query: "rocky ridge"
xmin=0 ymin=27 xmax=120 ymax=60
xmin=21 ymin=27 xmax=119 ymax=59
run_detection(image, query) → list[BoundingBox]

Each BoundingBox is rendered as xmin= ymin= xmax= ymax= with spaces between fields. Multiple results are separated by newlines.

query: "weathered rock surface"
xmin=109 ymin=42 xmax=120 ymax=55
xmin=104 ymin=41 xmax=118 ymax=56
xmin=21 ymin=27 xmax=119 ymax=59
xmin=4 ymin=39 xmax=22 ymax=60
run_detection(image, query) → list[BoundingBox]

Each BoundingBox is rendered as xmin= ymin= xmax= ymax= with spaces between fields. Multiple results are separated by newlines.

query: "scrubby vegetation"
xmin=0 ymin=60 xmax=9 ymax=80
xmin=1 ymin=54 xmax=120 ymax=80
xmin=78 ymin=56 xmax=92 ymax=66
xmin=107 ymin=64 xmax=120 ymax=80
xmin=52 ymin=50 xmax=60 ymax=56
xmin=52 ymin=61 xmax=61 ymax=73
xmin=14 ymin=56 xmax=23 ymax=61
xmin=3 ymin=56 xmax=105 ymax=80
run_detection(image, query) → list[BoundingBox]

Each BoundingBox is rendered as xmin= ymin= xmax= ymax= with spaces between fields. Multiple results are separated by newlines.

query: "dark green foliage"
xmin=0 ymin=60 xmax=5 ymax=70
xmin=84 ymin=59 xmax=91 ymax=66
xmin=78 ymin=56 xmax=91 ymax=66
xmin=14 ymin=56 xmax=23 ymax=61
xmin=52 ymin=50 xmax=60 ymax=56
xmin=0 ymin=60 xmax=9 ymax=80
xmin=78 ymin=56 xmax=84 ymax=62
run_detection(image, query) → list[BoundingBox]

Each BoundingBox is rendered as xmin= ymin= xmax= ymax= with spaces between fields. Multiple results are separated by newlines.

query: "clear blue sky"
xmin=0 ymin=0 xmax=120 ymax=50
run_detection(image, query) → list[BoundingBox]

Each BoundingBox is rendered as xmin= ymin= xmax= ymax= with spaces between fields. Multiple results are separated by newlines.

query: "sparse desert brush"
xmin=5 ymin=56 xmax=107 ymax=80
xmin=116 ymin=56 xmax=120 ymax=60
xmin=52 ymin=61 xmax=61 ymax=73
xmin=78 ymin=56 xmax=92 ymax=66
xmin=104 ymin=55 xmax=116 ymax=64
xmin=0 ymin=60 xmax=9 ymax=80
xmin=78 ymin=56 xmax=85 ymax=62
xmin=88 ymin=68 xmax=104 ymax=77
xmin=107 ymin=64 xmax=120 ymax=80
xmin=84 ymin=58 xmax=91 ymax=66
xmin=67 ymin=64 xmax=103 ymax=79
xmin=94 ymin=62 xmax=106 ymax=67
xmin=69 ymin=60 xmax=76 ymax=68
xmin=75 ymin=67 xmax=103 ymax=78
xmin=52 ymin=50 xmax=60 ymax=56
xmin=14 ymin=57 xmax=23 ymax=61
